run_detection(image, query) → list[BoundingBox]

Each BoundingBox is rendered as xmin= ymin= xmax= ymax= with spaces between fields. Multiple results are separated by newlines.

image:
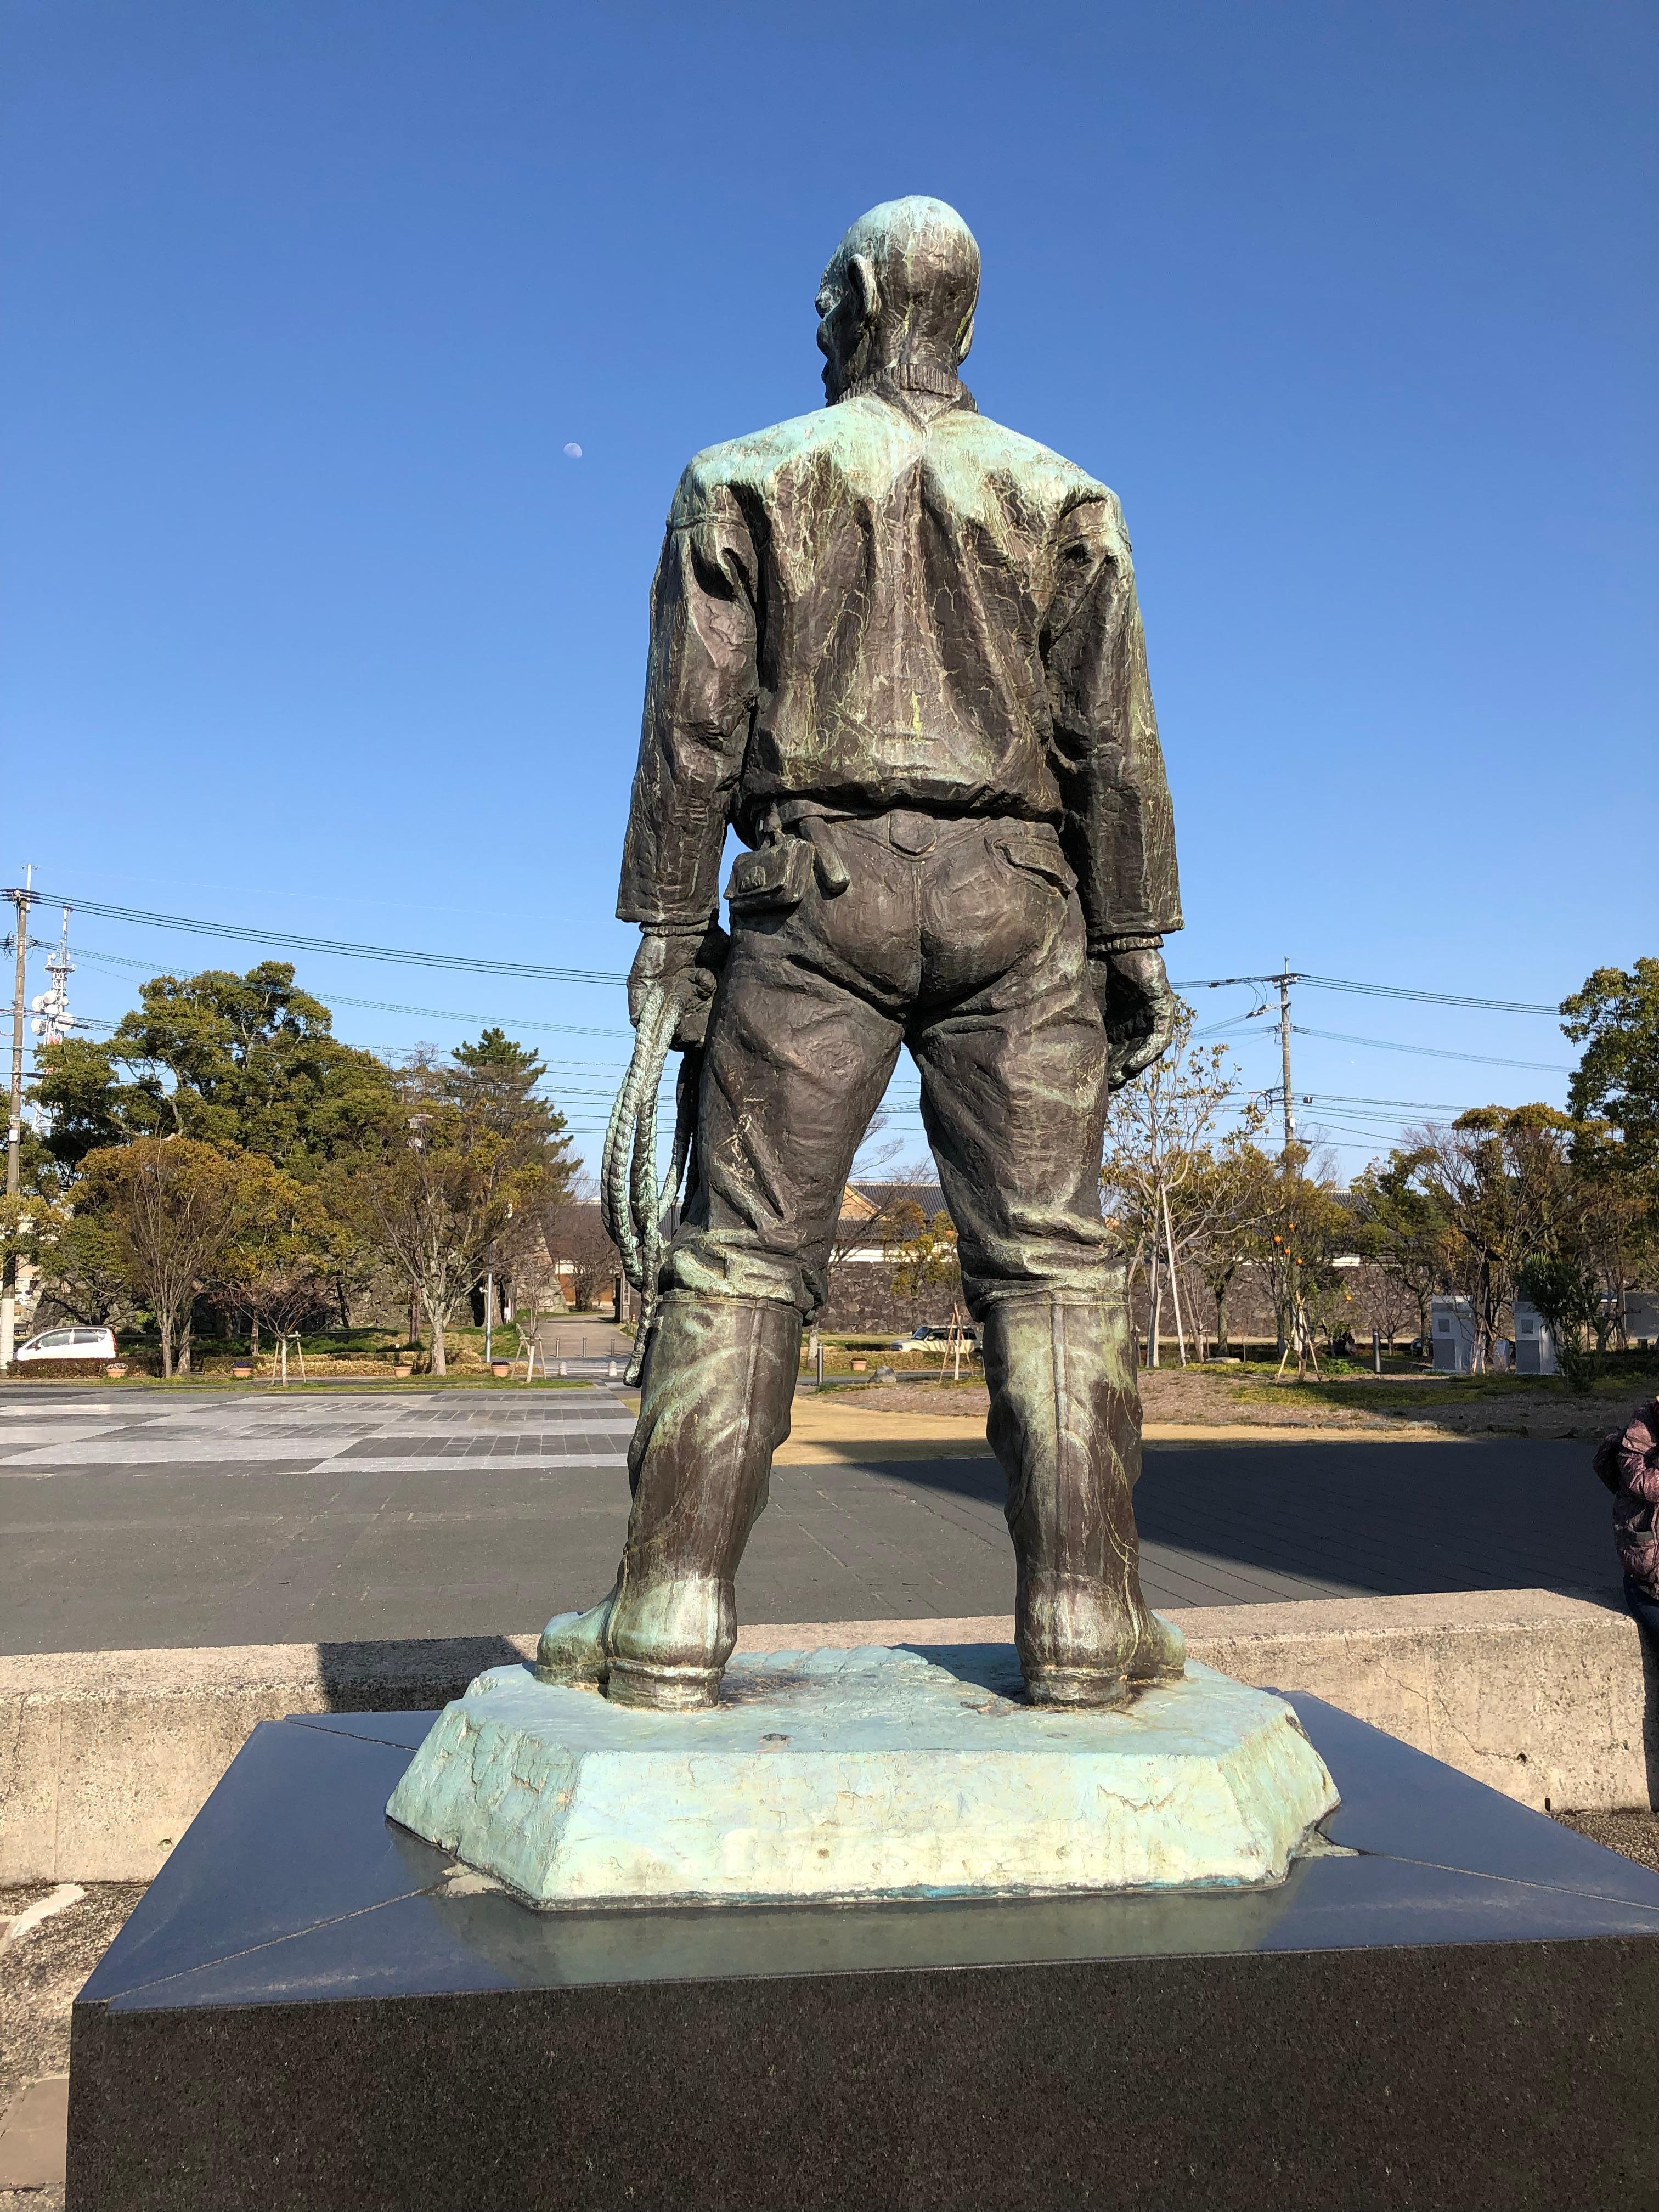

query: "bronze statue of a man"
xmin=540 ymin=195 xmax=1184 ymax=1713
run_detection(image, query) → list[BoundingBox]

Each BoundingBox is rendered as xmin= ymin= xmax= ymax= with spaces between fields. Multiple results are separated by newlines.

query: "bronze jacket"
xmin=617 ymin=379 xmax=1181 ymax=949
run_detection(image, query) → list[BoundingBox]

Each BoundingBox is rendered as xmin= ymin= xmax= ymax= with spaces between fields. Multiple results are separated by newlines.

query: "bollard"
xmin=558 ymin=1359 xmax=567 ymax=1378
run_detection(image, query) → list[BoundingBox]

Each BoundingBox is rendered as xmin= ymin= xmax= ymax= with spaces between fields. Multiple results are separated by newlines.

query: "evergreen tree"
xmin=32 ymin=963 xmax=398 ymax=1175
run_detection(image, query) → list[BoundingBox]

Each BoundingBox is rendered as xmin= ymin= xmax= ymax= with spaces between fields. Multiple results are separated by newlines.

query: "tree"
xmin=220 ymin=1158 xmax=348 ymax=1358
xmin=1554 ymin=1108 xmax=1658 ymax=1349
xmin=1351 ymin=1150 xmax=1454 ymax=1344
xmin=345 ymin=1051 xmax=568 ymax=1375
xmin=1515 ymin=1254 xmax=1602 ymax=1395
xmin=1564 ymin=959 xmax=1659 ymax=1174
xmin=0 ymin=1128 xmax=71 ymax=1333
xmin=1396 ymin=1105 xmax=1581 ymax=1370
xmin=450 ymin=1029 xmax=555 ymax=1129
xmin=883 ymin=1202 xmax=960 ymax=1330
xmin=35 ymin=1209 xmax=130 ymax=1328
xmin=1245 ymin=1147 xmax=1353 ymax=1376
xmin=31 ymin=963 xmax=398 ymax=1175
xmin=80 ymin=1139 xmax=255 ymax=1375
xmin=1186 ymin=1142 xmax=1280 ymax=1359
xmin=542 ymin=1186 xmax=620 ymax=1313
xmin=1350 ymin=1256 xmax=1420 ymax=1353
xmin=819 ymin=1131 xmax=921 ymax=1321
xmin=1102 ymin=1005 xmax=1270 ymax=1364
xmin=449 ymin=1028 xmax=575 ymax=1322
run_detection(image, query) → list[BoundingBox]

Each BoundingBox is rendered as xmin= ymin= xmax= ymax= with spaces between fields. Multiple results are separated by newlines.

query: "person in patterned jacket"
xmin=1609 ymin=1397 xmax=1659 ymax=1641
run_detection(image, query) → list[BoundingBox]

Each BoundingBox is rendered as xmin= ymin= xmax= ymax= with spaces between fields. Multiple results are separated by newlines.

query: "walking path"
xmin=0 ymin=1384 xmax=1622 ymax=1654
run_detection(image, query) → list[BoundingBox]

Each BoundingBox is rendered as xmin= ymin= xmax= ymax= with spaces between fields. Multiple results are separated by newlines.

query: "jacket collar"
xmin=834 ymin=363 xmax=976 ymax=413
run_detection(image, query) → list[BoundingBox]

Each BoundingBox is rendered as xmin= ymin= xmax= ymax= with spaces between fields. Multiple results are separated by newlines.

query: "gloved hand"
xmin=628 ymin=919 xmax=731 ymax=1050
xmin=1090 ymin=943 xmax=1178 ymax=1091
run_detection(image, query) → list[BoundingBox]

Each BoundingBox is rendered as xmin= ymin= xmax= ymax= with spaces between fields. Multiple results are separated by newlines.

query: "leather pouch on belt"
xmin=725 ymin=837 xmax=815 ymax=915
xmin=995 ymin=832 xmax=1076 ymax=893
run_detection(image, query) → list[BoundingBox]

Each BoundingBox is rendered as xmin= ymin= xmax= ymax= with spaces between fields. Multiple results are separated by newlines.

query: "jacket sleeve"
xmin=1617 ymin=1415 xmax=1659 ymax=1505
xmin=616 ymin=476 xmax=758 ymax=927
xmin=1042 ymin=493 xmax=1182 ymax=946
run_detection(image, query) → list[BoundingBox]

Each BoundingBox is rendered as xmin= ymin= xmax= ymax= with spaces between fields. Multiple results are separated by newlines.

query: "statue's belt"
xmin=729 ymin=803 xmax=1065 ymax=911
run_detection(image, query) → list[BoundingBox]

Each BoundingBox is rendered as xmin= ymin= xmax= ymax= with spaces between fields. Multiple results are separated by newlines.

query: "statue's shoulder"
xmin=941 ymin=408 xmax=1122 ymax=521
xmin=669 ymin=407 xmax=866 ymax=520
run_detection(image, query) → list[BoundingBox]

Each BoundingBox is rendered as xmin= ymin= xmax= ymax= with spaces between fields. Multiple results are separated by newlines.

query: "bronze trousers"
xmin=608 ymin=809 xmax=1168 ymax=1704
xmin=667 ymin=809 xmax=1114 ymax=1314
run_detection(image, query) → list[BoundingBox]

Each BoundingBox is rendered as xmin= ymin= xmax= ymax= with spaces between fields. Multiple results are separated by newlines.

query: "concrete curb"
xmin=3 ymin=1589 xmax=1654 ymax=1883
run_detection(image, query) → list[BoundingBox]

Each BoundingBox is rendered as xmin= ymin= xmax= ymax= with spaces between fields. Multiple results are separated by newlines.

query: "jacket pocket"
xmin=995 ymin=833 xmax=1076 ymax=894
xmin=725 ymin=837 xmax=815 ymax=915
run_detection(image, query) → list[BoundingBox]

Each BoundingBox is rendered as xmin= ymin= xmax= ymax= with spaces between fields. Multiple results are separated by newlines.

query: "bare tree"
xmin=542 ymin=1179 xmax=622 ymax=1312
xmin=1102 ymin=1005 xmax=1270 ymax=1365
xmin=345 ymin=1056 xmax=562 ymax=1376
xmin=1351 ymin=1262 xmax=1419 ymax=1352
xmin=80 ymin=1138 xmax=251 ymax=1376
xmin=821 ymin=1152 xmax=944 ymax=1333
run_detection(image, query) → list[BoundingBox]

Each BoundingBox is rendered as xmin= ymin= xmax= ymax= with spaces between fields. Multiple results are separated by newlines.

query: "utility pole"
xmin=2 ymin=871 xmax=36 ymax=1374
xmin=1277 ymin=962 xmax=1295 ymax=1163
xmin=1269 ymin=960 xmax=1318 ymax=1383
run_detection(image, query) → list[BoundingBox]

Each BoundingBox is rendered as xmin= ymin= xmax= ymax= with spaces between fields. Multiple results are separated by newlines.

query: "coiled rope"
xmin=601 ymin=975 xmax=701 ymax=1385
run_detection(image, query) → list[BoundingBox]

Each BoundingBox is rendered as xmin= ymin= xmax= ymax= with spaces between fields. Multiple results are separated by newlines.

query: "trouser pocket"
xmin=991 ymin=830 xmax=1076 ymax=894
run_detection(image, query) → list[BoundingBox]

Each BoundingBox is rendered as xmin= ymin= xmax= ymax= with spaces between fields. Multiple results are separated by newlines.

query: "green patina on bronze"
xmin=619 ymin=194 xmax=1180 ymax=952
xmin=549 ymin=197 xmax=1186 ymax=1713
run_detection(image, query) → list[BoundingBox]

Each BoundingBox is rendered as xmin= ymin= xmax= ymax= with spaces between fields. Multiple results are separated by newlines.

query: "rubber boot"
xmin=602 ymin=1293 xmax=802 ymax=1710
xmin=534 ymin=1582 xmax=617 ymax=1688
xmin=982 ymin=1288 xmax=1186 ymax=1708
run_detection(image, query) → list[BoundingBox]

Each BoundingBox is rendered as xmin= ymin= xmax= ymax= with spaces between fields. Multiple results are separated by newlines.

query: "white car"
xmin=16 ymin=1326 xmax=119 ymax=1363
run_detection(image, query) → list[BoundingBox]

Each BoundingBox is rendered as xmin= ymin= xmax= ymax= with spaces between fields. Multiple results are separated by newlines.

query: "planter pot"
xmin=850 ymin=1359 xmax=868 ymax=1373
xmin=394 ymin=1365 xmax=413 ymax=1380
xmin=232 ymin=1364 xmax=253 ymax=1380
xmin=491 ymin=1361 xmax=511 ymax=1379
xmin=105 ymin=1363 xmax=127 ymax=1379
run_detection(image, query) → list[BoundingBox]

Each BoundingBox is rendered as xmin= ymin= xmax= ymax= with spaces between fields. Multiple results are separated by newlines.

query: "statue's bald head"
xmin=816 ymin=196 xmax=980 ymax=401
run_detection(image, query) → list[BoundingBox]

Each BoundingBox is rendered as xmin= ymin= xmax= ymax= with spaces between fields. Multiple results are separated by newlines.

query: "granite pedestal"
xmin=69 ymin=1648 xmax=1659 ymax=2210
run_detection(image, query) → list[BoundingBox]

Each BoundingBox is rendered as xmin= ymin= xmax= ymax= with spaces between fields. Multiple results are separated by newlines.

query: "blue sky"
xmin=3 ymin=1 xmax=1654 ymax=1170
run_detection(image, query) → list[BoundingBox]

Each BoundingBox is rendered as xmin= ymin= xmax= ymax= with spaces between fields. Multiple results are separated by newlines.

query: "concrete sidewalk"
xmin=4 ymin=1588 xmax=1653 ymax=1884
xmin=0 ymin=1382 xmax=1626 ymax=1650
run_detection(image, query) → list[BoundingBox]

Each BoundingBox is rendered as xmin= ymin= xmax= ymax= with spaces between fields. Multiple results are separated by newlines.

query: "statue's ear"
xmin=848 ymin=253 xmax=881 ymax=330
xmin=956 ymin=311 xmax=975 ymax=367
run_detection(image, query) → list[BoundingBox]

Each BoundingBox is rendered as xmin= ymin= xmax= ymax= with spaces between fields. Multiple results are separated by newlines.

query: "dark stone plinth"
xmin=69 ymin=1656 xmax=1659 ymax=2211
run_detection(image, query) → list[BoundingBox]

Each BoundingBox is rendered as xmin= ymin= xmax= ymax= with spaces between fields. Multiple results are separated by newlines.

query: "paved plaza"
xmin=0 ymin=1384 xmax=1623 ymax=1655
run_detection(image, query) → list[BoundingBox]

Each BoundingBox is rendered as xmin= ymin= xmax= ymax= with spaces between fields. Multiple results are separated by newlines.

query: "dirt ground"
xmin=0 ymin=1881 xmax=145 ymax=2209
xmin=817 ymin=1363 xmax=1659 ymax=1441
xmin=1554 ymin=1808 xmax=1659 ymax=1874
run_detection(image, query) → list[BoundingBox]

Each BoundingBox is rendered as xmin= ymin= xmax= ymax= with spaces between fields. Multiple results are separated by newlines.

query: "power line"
xmin=30 ymin=894 xmax=629 ymax=988
xmin=72 ymin=947 xmax=633 ymax=1040
xmin=1175 ymin=969 xmax=1559 ymax=1017
xmin=1300 ymin=973 xmax=1559 ymax=1017
xmin=1301 ymin=1092 xmax=1457 ymax=1110
xmin=25 ymin=893 xmax=1566 ymax=1015
xmin=1291 ymin=1024 xmax=1570 ymax=1074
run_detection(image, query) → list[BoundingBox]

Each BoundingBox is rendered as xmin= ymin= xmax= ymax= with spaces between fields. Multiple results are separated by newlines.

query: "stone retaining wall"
xmin=2 ymin=1589 xmax=1652 ymax=1883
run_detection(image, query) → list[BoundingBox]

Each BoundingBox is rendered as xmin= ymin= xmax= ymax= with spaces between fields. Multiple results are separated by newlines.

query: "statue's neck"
xmin=834 ymin=360 xmax=973 ymax=415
